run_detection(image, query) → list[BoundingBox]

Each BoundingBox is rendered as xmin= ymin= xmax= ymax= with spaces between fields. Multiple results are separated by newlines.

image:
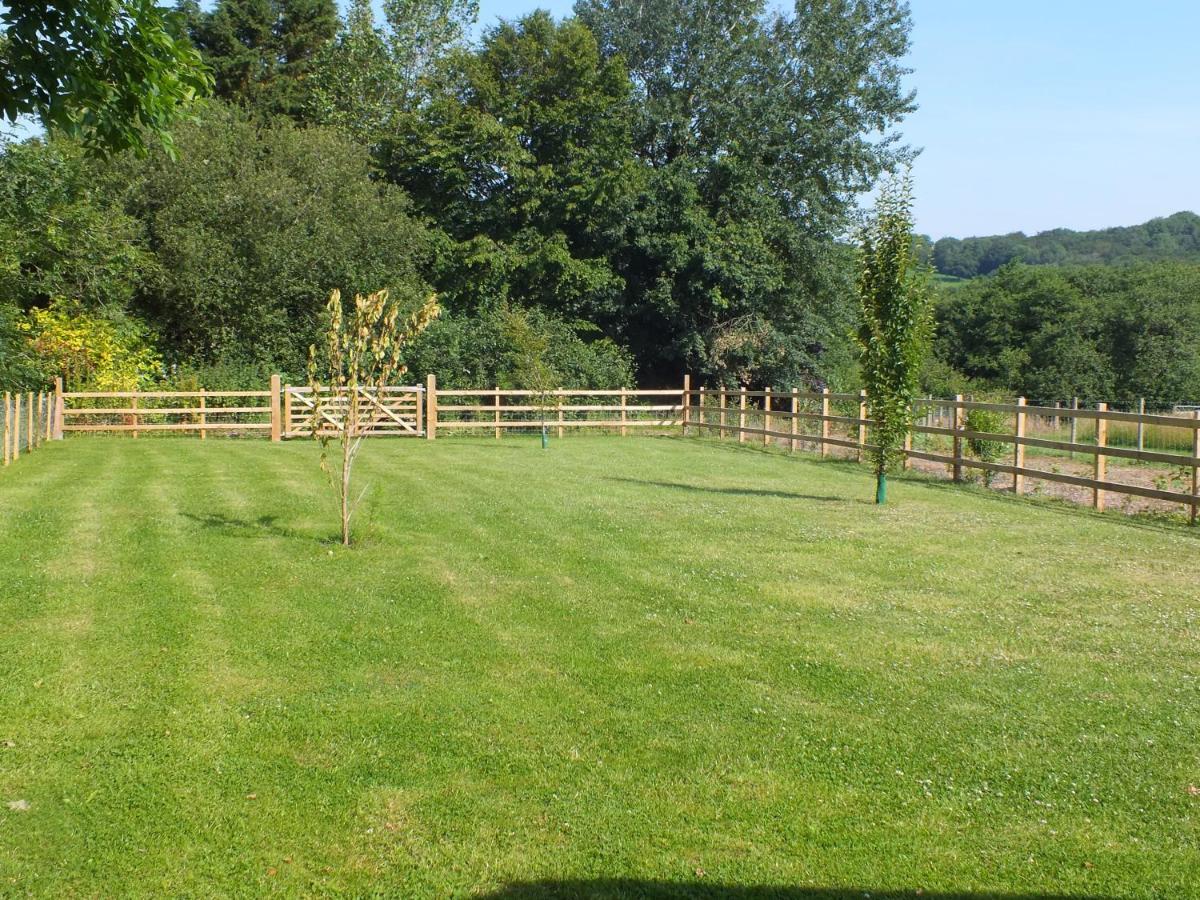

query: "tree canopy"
xmin=1 ymin=0 xmax=211 ymax=155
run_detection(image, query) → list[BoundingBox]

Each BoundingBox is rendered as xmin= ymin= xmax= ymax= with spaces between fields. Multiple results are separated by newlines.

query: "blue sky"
xmin=475 ymin=0 xmax=1200 ymax=239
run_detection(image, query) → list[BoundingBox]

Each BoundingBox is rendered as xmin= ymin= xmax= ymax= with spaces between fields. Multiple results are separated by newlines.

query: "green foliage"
xmin=935 ymin=261 xmax=1200 ymax=404
xmin=305 ymin=0 xmax=401 ymax=143
xmin=962 ymin=407 xmax=1007 ymax=486
xmin=0 ymin=0 xmax=211 ymax=155
xmin=0 ymin=300 xmax=39 ymax=388
xmin=383 ymin=12 xmax=634 ymax=325
xmin=854 ymin=175 xmax=933 ymax=498
xmin=0 ymin=138 xmax=152 ymax=312
xmin=933 ymin=211 xmax=1200 ymax=279
xmin=22 ymin=303 xmax=162 ymax=390
xmin=181 ymin=0 xmax=339 ymax=120
xmin=110 ymin=104 xmax=435 ymax=375
xmin=402 ymin=306 xmax=634 ymax=390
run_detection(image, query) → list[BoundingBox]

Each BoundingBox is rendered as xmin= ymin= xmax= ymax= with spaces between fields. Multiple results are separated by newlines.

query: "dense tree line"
xmin=932 ymin=261 xmax=1200 ymax=405
xmin=931 ymin=211 xmax=1200 ymax=279
xmin=0 ymin=0 xmax=915 ymax=392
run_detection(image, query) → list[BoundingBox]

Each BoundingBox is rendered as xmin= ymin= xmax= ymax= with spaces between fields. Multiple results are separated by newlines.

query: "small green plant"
xmin=963 ymin=408 xmax=1007 ymax=486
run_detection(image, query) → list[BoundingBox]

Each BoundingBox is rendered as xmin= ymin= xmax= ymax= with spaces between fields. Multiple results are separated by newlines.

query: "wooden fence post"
xmin=1136 ymin=398 xmax=1146 ymax=452
xmin=426 ymin=374 xmax=437 ymax=440
xmin=557 ymin=389 xmax=565 ymax=439
xmin=53 ymin=377 xmax=64 ymax=440
xmin=12 ymin=393 xmax=19 ymax=465
xmin=131 ymin=393 xmax=139 ymax=440
xmin=620 ymin=388 xmax=627 ymax=437
xmin=269 ymin=374 xmax=282 ymax=442
xmin=1191 ymin=410 xmax=1199 ymax=526
xmin=200 ymin=388 xmax=208 ymax=440
xmin=1093 ymin=402 xmax=1108 ymax=511
xmin=1014 ymin=397 xmax=1027 ymax=494
xmin=681 ymin=374 xmax=691 ymax=435
xmin=718 ymin=388 xmax=726 ymax=439
xmin=1069 ymin=396 xmax=1078 ymax=457
xmin=952 ymin=394 xmax=964 ymax=482
xmin=698 ymin=386 xmax=707 ymax=434
xmin=1052 ymin=401 xmax=1061 ymax=432
xmin=763 ymin=387 xmax=772 ymax=447
xmin=495 ymin=386 xmax=502 ymax=439
xmin=3 ymin=392 xmax=10 ymax=465
xmin=790 ymin=388 xmax=798 ymax=453
xmin=26 ymin=392 xmax=34 ymax=450
xmin=738 ymin=389 xmax=747 ymax=443
xmin=820 ymin=389 xmax=830 ymax=457
xmin=857 ymin=390 xmax=868 ymax=463
xmin=43 ymin=391 xmax=52 ymax=442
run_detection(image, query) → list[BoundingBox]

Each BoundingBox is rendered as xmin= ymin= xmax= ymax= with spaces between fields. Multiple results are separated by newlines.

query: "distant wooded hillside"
xmin=930 ymin=211 xmax=1200 ymax=279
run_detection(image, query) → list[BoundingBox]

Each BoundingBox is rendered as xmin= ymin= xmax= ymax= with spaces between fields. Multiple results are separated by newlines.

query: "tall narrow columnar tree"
xmin=854 ymin=176 xmax=933 ymax=505
xmin=308 ymin=288 xmax=439 ymax=545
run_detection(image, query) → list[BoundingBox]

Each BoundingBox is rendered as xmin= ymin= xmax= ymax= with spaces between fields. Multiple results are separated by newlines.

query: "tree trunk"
xmin=875 ymin=470 xmax=887 ymax=505
xmin=341 ymin=430 xmax=352 ymax=545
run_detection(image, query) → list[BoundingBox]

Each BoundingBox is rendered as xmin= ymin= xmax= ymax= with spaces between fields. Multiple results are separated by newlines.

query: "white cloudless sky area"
xmin=475 ymin=0 xmax=1200 ymax=239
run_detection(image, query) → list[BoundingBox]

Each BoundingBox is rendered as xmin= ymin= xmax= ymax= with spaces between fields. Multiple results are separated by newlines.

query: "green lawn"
xmin=1 ymin=436 xmax=1197 ymax=898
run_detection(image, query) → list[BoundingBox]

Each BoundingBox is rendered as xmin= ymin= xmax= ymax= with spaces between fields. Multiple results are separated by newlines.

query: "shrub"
xmin=962 ymin=407 xmax=1007 ymax=486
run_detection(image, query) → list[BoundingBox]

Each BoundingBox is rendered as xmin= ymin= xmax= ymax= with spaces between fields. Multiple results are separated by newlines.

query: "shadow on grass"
xmin=681 ymin=436 xmax=1199 ymax=538
xmin=605 ymin=476 xmax=851 ymax=503
xmin=477 ymin=881 xmax=1114 ymax=900
xmin=180 ymin=511 xmax=304 ymax=540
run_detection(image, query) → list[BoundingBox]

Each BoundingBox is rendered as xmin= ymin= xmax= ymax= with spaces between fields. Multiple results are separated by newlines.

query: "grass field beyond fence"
xmin=1 ymin=437 xmax=1197 ymax=897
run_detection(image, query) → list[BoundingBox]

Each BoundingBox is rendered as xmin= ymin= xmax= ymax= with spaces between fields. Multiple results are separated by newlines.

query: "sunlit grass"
xmin=0 ymin=436 xmax=1197 ymax=898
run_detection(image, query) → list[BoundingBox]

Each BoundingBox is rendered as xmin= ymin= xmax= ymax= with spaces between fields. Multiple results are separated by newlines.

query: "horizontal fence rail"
xmin=61 ymin=381 xmax=277 ymax=439
xmin=683 ymin=388 xmax=1200 ymax=523
xmin=432 ymin=381 xmax=685 ymax=437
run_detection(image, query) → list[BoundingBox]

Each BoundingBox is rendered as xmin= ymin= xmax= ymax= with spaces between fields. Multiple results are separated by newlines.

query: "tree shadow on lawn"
xmin=477 ymin=880 xmax=1115 ymax=900
xmin=180 ymin=511 xmax=305 ymax=540
xmin=606 ymin=477 xmax=857 ymax=504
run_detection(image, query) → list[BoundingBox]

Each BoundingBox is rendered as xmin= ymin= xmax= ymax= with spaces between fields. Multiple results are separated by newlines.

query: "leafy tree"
xmin=383 ymin=12 xmax=634 ymax=324
xmin=853 ymin=176 xmax=933 ymax=505
xmin=501 ymin=305 xmax=561 ymax=449
xmin=110 ymin=104 xmax=435 ymax=375
xmin=308 ymin=288 xmax=439 ymax=545
xmin=306 ymin=0 xmax=400 ymax=143
xmin=402 ymin=306 xmax=634 ymax=390
xmin=0 ymin=138 xmax=152 ymax=313
xmin=934 ymin=260 xmax=1200 ymax=405
xmin=0 ymin=300 xmax=39 ymax=388
xmin=180 ymin=0 xmax=338 ymax=119
xmin=1 ymin=0 xmax=211 ymax=155
xmin=574 ymin=0 xmax=915 ymax=385
xmin=932 ymin=212 xmax=1200 ymax=279
xmin=382 ymin=0 xmax=478 ymax=104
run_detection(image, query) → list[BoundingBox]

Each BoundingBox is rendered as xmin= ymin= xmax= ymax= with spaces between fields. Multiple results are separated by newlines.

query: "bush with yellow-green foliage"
xmin=21 ymin=305 xmax=161 ymax=391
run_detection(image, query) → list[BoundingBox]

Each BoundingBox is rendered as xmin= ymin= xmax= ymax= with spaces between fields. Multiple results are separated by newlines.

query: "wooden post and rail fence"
xmin=6 ymin=376 xmax=1200 ymax=523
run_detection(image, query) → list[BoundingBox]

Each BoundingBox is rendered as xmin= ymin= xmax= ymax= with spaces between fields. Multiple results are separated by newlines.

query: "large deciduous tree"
xmin=1 ymin=0 xmax=211 ymax=155
xmin=112 ymin=104 xmax=435 ymax=375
